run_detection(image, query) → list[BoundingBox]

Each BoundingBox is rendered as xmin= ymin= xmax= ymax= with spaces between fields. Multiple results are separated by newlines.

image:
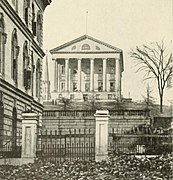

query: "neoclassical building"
xmin=50 ymin=35 xmax=124 ymax=102
xmin=0 ymin=0 xmax=51 ymax=139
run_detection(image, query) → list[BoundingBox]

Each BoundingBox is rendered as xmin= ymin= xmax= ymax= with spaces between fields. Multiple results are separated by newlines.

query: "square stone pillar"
xmin=94 ymin=110 xmax=110 ymax=162
xmin=21 ymin=112 xmax=38 ymax=164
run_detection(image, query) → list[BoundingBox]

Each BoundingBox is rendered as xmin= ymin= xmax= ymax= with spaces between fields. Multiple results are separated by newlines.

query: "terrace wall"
xmin=42 ymin=110 xmax=150 ymax=133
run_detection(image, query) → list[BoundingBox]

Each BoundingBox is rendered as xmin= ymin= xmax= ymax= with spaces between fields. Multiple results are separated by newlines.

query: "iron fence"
xmin=109 ymin=128 xmax=172 ymax=155
xmin=0 ymin=130 xmax=22 ymax=158
xmin=36 ymin=129 xmax=95 ymax=162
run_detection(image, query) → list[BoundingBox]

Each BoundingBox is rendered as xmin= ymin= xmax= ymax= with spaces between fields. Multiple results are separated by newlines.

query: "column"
xmin=21 ymin=112 xmax=38 ymax=164
xmin=102 ymin=58 xmax=107 ymax=91
xmin=90 ymin=58 xmax=94 ymax=91
xmin=69 ymin=68 xmax=71 ymax=91
xmin=54 ymin=59 xmax=57 ymax=91
xmin=115 ymin=58 xmax=121 ymax=99
xmin=65 ymin=58 xmax=69 ymax=91
xmin=94 ymin=110 xmax=110 ymax=162
xmin=77 ymin=58 xmax=81 ymax=91
xmin=57 ymin=64 xmax=60 ymax=92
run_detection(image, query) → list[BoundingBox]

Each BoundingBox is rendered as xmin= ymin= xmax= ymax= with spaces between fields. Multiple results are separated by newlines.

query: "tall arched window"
xmin=36 ymin=59 xmax=41 ymax=99
xmin=37 ymin=11 xmax=43 ymax=46
xmin=0 ymin=13 xmax=6 ymax=76
xmin=31 ymin=3 xmax=36 ymax=36
xmin=0 ymin=99 xmax=4 ymax=147
xmin=31 ymin=51 xmax=34 ymax=96
xmin=23 ymin=41 xmax=31 ymax=90
xmin=0 ymin=91 xmax=4 ymax=141
xmin=24 ymin=0 xmax=30 ymax=26
xmin=12 ymin=107 xmax=17 ymax=148
xmin=11 ymin=29 xmax=19 ymax=84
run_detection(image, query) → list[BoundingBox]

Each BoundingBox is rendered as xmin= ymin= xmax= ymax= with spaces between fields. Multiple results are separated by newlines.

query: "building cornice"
xmin=52 ymin=51 xmax=121 ymax=54
xmin=1 ymin=0 xmax=45 ymax=57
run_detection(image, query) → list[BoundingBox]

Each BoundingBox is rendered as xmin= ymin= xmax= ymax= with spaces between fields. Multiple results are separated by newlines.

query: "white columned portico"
xmin=90 ymin=58 xmax=94 ymax=91
xmin=103 ymin=58 xmax=107 ymax=91
xmin=115 ymin=58 xmax=121 ymax=99
xmin=77 ymin=58 xmax=81 ymax=91
xmin=65 ymin=58 xmax=69 ymax=91
xmin=54 ymin=59 xmax=57 ymax=91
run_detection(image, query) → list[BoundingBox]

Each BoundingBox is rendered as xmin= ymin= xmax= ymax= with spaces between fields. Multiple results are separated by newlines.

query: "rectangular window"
xmin=73 ymin=82 xmax=77 ymax=91
xmin=61 ymin=82 xmax=64 ymax=91
xmin=83 ymin=94 xmax=88 ymax=101
xmin=70 ymin=94 xmax=74 ymax=100
xmin=85 ymin=83 xmax=89 ymax=91
xmin=61 ymin=66 xmax=65 ymax=74
xmin=96 ymin=94 xmax=100 ymax=100
xmin=108 ymin=94 xmax=113 ymax=100
xmin=110 ymin=82 xmax=114 ymax=92
xmin=98 ymin=82 xmax=103 ymax=92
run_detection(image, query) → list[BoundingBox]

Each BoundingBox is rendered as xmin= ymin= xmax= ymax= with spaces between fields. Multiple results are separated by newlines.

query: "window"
xmin=23 ymin=41 xmax=31 ymax=90
xmin=36 ymin=59 xmax=41 ymax=99
xmin=12 ymin=107 xmax=17 ymax=148
xmin=81 ymin=44 xmax=90 ymax=50
xmin=98 ymin=82 xmax=103 ymax=92
xmin=71 ymin=46 xmax=76 ymax=50
xmin=98 ymin=64 xmax=102 ymax=73
xmin=24 ymin=0 xmax=30 ymax=25
xmin=0 ymin=100 xmax=3 ymax=147
xmin=31 ymin=51 xmax=34 ymax=96
xmin=0 ymin=13 xmax=6 ymax=76
xmin=85 ymin=83 xmax=89 ymax=91
xmin=12 ymin=0 xmax=18 ymax=12
xmin=0 ymin=91 xmax=4 ymax=140
xmin=70 ymin=94 xmax=74 ymax=100
xmin=61 ymin=66 xmax=65 ymax=74
xmin=61 ymin=82 xmax=64 ymax=91
xmin=73 ymin=83 xmax=77 ymax=91
xmin=110 ymin=82 xmax=114 ymax=92
xmin=96 ymin=94 xmax=100 ymax=100
xmin=37 ymin=11 xmax=43 ymax=46
xmin=31 ymin=3 xmax=36 ymax=36
xmin=11 ymin=29 xmax=19 ymax=84
xmin=108 ymin=94 xmax=113 ymax=100
xmin=83 ymin=94 xmax=88 ymax=101
xmin=96 ymin=46 xmax=100 ymax=50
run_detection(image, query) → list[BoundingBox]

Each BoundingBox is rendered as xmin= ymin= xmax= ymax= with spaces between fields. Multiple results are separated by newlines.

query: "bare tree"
xmin=130 ymin=42 xmax=173 ymax=113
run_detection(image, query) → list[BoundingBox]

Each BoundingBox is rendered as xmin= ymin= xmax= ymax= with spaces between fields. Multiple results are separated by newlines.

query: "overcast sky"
xmin=43 ymin=0 xmax=172 ymax=104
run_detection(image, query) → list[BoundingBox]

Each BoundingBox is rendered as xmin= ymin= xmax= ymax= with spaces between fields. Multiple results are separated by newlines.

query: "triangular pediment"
xmin=50 ymin=35 xmax=122 ymax=54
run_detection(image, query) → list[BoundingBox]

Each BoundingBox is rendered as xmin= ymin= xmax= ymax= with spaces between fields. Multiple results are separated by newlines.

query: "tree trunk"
xmin=160 ymin=93 xmax=163 ymax=113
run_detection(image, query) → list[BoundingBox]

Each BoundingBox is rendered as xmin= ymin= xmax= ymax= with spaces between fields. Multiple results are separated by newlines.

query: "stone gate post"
xmin=21 ymin=112 xmax=38 ymax=164
xmin=94 ymin=110 xmax=110 ymax=162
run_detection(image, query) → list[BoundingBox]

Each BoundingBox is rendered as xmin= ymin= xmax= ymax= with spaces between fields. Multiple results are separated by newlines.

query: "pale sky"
xmin=43 ymin=0 xmax=172 ymax=105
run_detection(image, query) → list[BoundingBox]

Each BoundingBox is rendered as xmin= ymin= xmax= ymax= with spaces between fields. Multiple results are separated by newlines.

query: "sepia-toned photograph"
xmin=0 ymin=0 xmax=173 ymax=179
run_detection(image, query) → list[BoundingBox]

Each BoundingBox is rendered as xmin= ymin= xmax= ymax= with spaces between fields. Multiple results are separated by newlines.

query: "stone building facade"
xmin=0 ymin=0 xmax=51 ymax=138
xmin=50 ymin=35 xmax=124 ymax=102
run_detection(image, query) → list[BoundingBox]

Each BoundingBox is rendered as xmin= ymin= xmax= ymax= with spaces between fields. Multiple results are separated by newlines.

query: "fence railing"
xmin=0 ymin=131 xmax=22 ymax=158
xmin=43 ymin=109 xmax=149 ymax=117
xmin=36 ymin=129 xmax=95 ymax=162
xmin=109 ymin=127 xmax=172 ymax=155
